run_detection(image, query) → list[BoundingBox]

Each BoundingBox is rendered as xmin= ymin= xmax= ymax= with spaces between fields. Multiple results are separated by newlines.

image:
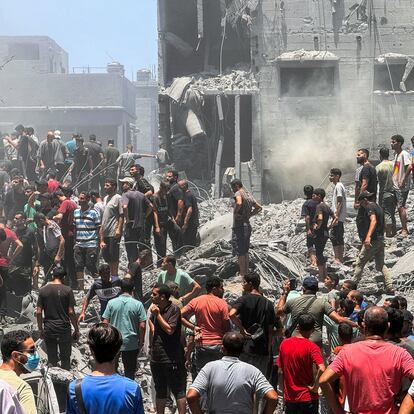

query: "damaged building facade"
xmin=158 ymin=0 xmax=414 ymax=202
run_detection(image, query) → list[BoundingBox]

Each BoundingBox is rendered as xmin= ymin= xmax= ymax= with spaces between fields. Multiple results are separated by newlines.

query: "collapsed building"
xmin=158 ymin=0 xmax=414 ymax=202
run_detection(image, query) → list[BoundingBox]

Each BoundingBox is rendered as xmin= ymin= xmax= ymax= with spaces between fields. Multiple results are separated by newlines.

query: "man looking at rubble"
xmin=391 ymin=134 xmax=412 ymax=237
xmin=74 ymin=191 xmax=101 ymax=290
xmin=166 ymin=169 xmax=184 ymax=252
xmin=320 ymin=306 xmax=414 ymax=414
xmin=103 ymin=278 xmax=146 ymax=380
xmin=179 ymin=179 xmax=200 ymax=250
xmin=66 ymin=323 xmax=144 ymax=414
xmin=187 ymin=332 xmax=278 ymax=414
xmin=354 ymin=190 xmax=394 ymax=293
xmin=313 ymin=188 xmax=334 ymax=280
xmin=78 ymin=264 xmax=122 ymax=322
xmin=301 ymin=185 xmax=318 ymax=268
xmin=37 ymin=131 xmax=61 ymax=179
xmin=231 ymin=179 xmax=262 ymax=277
xmin=100 ymin=178 xmax=124 ymax=278
xmin=84 ymin=134 xmax=104 ymax=193
xmin=354 ymin=148 xmax=377 ymax=241
xmin=103 ymin=139 xmax=120 ymax=181
xmin=329 ymin=169 xmax=347 ymax=263
xmin=276 ymin=276 xmax=357 ymax=348
xmin=37 ymin=267 xmax=79 ymax=370
xmin=181 ymin=276 xmax=230 ymax=374
xmin=158 ymin=255 xmax=201 ymax=304
xmin=376 ymin=147 xmax=397 ymax=237
xmin=117 ymin=144 xmax=155 ymax=181
xmin=120 ymin=177 xmax=152 ymax=264
xmin=149 ymin=284 xmax=187 ymax=414
xmin=0 ymin=330 xmax=38 ymax=414
xmin=229 ymin=272 xmax=276 ymax=377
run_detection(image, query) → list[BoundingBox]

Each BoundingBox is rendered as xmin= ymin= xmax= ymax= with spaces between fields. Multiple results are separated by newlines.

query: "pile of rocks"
xmin=192 ymin=70 xmax=258 ymax=92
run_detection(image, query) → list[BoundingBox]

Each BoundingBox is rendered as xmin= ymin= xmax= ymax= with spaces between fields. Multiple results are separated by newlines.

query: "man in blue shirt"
xmin=103 ymin=278 xmax=146 ymax=379
xmin=66 ymin=323 xmax=144 ymax=414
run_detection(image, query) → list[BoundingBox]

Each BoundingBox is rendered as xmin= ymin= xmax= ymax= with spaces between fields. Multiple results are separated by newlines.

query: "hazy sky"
xmin=0 ymin=0 xmax=157 ymax=80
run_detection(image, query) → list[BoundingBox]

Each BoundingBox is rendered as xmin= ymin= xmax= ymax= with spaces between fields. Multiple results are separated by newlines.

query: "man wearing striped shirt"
xmin=74 ymin=191 xmax=101 ymax=290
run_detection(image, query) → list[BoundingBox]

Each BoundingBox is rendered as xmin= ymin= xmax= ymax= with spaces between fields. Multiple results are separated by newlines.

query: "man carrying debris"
xmin=391 ymin=134 xmax=412 ymax=237
xmin=37 ymin=267 xmax=79 ymax=370
xmin=353 ymin=190 xmax=394 ymax=294
xmin=0 ymin=330 xmax=38 ymax=414
xmin=376 ymin=147 xmax=396 ymax=237
xmin=157 ymin=255 xmax=201 ymax=305
xmin=329 ymin=169 xmax=347 ymax=263
xmin=103 ymin=278 xmax=146 ymax=380
xmin=230 ymin=179 xmax=262 ymax=277
xmin=301 ymin=185 xmax=318 ymax=268
xmin=66 ymin=323 xmax=145 ymax=414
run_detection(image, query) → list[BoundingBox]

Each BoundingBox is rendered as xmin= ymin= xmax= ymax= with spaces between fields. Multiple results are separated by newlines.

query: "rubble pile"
xmin=191 ymin=70 xmax=258 ymax=92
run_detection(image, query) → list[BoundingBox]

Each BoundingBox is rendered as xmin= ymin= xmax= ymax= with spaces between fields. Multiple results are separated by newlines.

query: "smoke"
xmin=265 ymin=68 xmax=379 ymax=201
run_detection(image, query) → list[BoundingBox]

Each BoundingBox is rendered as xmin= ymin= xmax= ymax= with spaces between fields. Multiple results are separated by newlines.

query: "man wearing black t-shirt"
xmin=354 ymin=191 xmax=393 ymax=293
xmin=301 ymin=185 xmax=318 ymax=268
xmin=313 ymin=188 xmax=334 ymax=280
xmin=149 ymin=284 xmax=186 ymax=414
xmin=229 ymin=272 xmax=277 ymax=378
xmin=166 ymin=169 xmax=184 ymax=252
xmin=354 ymin=148 xmax=377 ymax=241
xmin=9 ymin=212 xmax=38 ymax=297
xmin=84 ymin=134 xmax=104 ymax=193
xmin=78 ymin=264 xmax=122 ymax=321
xmin=179 ymin=180 xmax=200 ymax=250
xmin=36 ymin=267 xmax=79 ymax=370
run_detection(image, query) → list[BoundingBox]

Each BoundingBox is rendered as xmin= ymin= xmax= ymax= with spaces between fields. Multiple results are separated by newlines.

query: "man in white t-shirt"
xmin=329 ymin=168 xmax=347 ymax=263
xmin=391 ymin=135 xmax=412 ymax=237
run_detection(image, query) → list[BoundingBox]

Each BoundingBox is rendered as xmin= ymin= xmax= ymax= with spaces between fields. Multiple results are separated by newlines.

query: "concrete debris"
xmin=400 ymin=57 xmax=414 ymax=92
xmin=377 ymin=53 xmax=408 ymax=63
xmin=191 ymin=70 xmax=258 ymax=92
xmin=277 ymin=49 xmax=339 ymax=61
xmin=227 ymin=0 xmax=260 ymax=28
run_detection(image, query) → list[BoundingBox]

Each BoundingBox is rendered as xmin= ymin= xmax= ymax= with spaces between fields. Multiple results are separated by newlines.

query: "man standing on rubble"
xmin=84 ymin=134 xmax=104 ymax=193
xmin=353 ymin=190 xmax=394 ymax=294
xmin=230 ymin=179 xmax=262 ymax=277
xmin=329 ymin=169 xmax=347 ymax=263
xmin=376 ymin=147 xmax=396 ymax=237
xmin=103 ymin=139 xmax=120 ymax=181
xmin=391 ymin=135 xmax=412 ymax=237
xmin=301 ymin=185 xmax=318 ymax=268
xmin=165 ymin=169 xmax=185 ymax=252
xmin=179 ymin=179 xmax=200 ymax=250
xmin=354 ymin=148 xmax=377 ymax=241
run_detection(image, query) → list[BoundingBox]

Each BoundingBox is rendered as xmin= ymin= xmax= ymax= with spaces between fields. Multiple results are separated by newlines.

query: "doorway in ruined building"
xmin=203 ymin=94 xmax=252 ymax=170
xmin=374 ymin=61 xmax=414 ymax=91
xmin=159 ymin=0 xmax=251 ymax=85
xmin=279 ymin=63 xmax=338 ymax=97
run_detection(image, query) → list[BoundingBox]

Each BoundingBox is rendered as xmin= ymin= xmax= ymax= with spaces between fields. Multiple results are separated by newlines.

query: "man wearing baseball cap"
xmin=277 ymin=275 xmax=356 ymax=348
xmin=354 ymin=190 xmax=393 ymax=293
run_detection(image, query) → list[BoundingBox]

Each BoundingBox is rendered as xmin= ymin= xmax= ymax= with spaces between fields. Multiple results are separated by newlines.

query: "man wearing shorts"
xmin=230 ymin=179 xmax=262 ymax=277
xmin=149 ymin=284 xmax=186 ymax=414
xmin=100 ymin=179 xmax=123 ymax=278
xmin=391 ymin=135 xmax=412 ymax=236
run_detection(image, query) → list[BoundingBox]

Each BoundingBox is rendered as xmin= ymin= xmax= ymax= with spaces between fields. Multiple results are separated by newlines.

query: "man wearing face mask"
xmin=0 ymin=329 xmax=39 ymax=414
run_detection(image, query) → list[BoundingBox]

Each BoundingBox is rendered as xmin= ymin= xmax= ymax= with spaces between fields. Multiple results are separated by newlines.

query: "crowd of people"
xmin=0 ymin=126 xmax=414 ymax=414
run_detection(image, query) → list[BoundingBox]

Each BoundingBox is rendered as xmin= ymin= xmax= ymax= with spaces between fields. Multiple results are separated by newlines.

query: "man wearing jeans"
xmin=102 ymin=278 xmax=146 ymax=380
xmin=353 ymin=191 xmax=393 ymax=293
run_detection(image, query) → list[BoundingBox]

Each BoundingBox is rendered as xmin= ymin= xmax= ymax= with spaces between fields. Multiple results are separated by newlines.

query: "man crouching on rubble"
xmin=231 ymin=179 xmax=262 ymax=277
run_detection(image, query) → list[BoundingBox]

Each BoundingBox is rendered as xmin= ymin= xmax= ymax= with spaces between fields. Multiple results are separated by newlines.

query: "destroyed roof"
xmin=277 ymin=49 xmax=339 ymax=61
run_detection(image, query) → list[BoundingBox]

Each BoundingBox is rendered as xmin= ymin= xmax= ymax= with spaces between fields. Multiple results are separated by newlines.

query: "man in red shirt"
xmin=47 ymin=171 xmax=60 ymax=194
xmin=320 ymin=306 xmax=414 ymax=414
xmin=181 ymin=276 xmax=230 ymax=374
xmin=0 ymin=226 xmax=23 ymax=323
xmin=278 ymin=313 xmax=325 ymax=414
xmin=53 ymin=187 xmax=77 ymax=288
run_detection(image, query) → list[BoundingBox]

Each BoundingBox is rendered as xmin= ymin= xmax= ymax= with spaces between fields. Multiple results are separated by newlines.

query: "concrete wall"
xmin=257 ymin=0 xmax=414 ymax=201
xmin=0 ymin=36 xmax=68 ymax=75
